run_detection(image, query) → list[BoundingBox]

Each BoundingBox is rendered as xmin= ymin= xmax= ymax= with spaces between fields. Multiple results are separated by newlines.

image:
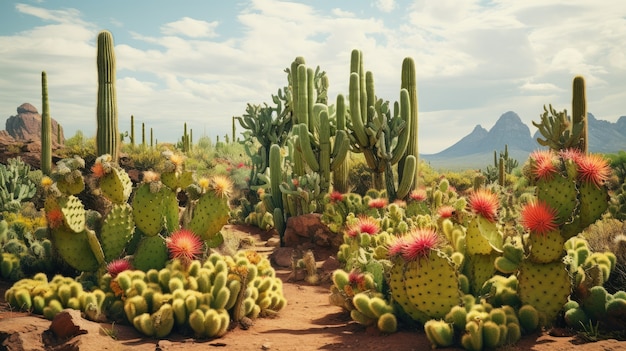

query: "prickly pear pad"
xmin=132 ymin=183 xmax=165 ymax=236
xmin=536 ymin=175 xmax=578 ymax=226
xmin=388 ymin=258 xmax=429 ymax=323
xmin=188 ymin=190 xmax=230 ymax=241
xmin=528 ymin=229 xmax=564 ymax=263
xmin=50 ymin=226 xmax=100 ymax=272
xmin=99 ymin=167 xmax=133 ymax=204
xmin=100 ymin=204 xmax=135 ymax=262
xmin=517 ymin=260 xmax=571 ymax=325
xmin=58 ymin=195 xmax=86 ymax=233
xmin=403 ymin=250 xmax=461 ymax=319
xmin=578 ymin=181 xmax=609 ymax=228
xmin=465 ymin=217 xmax=502 ymax=255
xmin=133 ymin=235 xmax=168 ymax=271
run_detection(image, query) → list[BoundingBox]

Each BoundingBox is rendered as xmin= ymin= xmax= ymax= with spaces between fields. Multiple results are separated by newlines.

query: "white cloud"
xmin=160 ymin=17 xmax=219 ymax=38
xmin=374 ymin=0 xmax=395 ymax=13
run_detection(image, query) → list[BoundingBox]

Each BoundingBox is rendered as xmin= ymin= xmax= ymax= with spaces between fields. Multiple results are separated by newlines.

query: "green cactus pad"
xmin=132 ymin=235 xmax=168 ymax=271
xmin=528 ymin=229 xmax=564 ymax=263
xmin=466 ymin=217 xmax=502 ymax=255
xmin=388 ymin=258 xmax=429 ymax=323
xmin=132 ymin=183 xmax=165 ymax=236
xmin=187 ymin=190 xmax=230 ymax=241
xmin=578 ymin=181 xmax=609 ymax=228
xmin=463 ymin=252 xmax=497 ymax=295
xmin=99 ymin=167 xmax=133 ymax=204
xmin=56 ymin=176 xmax=85 ymax=195
xmin=100 ymin=203 xmax=135 ymax=262
xmin=50 ymin=226 xmax=99 ymax=272
xmin=161 ymin=187 xmax=180 ymax=234
xmin=536 ymin=175 xmax=578 ymax=225
xmin=517 ymin=260 xmax=571 ymax=325
xmin=58 ymin=195 xmax=86 ymax=233
xmin=404 ymin=250 xmax=461 ymax=319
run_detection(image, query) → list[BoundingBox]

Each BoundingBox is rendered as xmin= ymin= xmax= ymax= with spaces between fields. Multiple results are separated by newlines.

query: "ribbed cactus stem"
xmin=41 ymin=71 xmax=52 ymax=175
xmin=498 ymin=156 xmax=505 ymax=186
xmin=269 ymin=144 xmax=283 ymax=212
xmin=399 ymin=57 xmax=419 ymax=191
xmin=332 ymin=94 xmax=349 ymax=193
xmin=296 ymin=65 xmax=309 ymax=127
xmin=141 ymin=122 xmax=145 ymax=146
xmin=150 ymin=128 xmax=153 ymax=148
xmin=96 ymin=30 xmax=119 ymax=160
xmin=349 ymin=72 xmax=369 ymax=147
xmin=57 ymin=125 xmax=61 ymax=144
xmin=130 ymin=115 xmax=135 ymax=146
xmin=231 ymin=116 xmax=236 ymax=143
xmin=572 ymin=76 xmax=587 ymax=154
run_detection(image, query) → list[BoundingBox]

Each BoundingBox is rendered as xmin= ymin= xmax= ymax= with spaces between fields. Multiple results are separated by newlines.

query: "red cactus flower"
xmin=437 ymin=205 xmax=456 ymax=219
xmin=520 ymin=200 xmax=558 ymax=236
xmin=467 ymin=189 xmax=499 ymax=222
xmin=576 ymin=153 xmax=611 ymax=188
xmin=237 ymin=162 xmax=245 ymax=169
xmin=345 ymin=216 xmax=380 ymax=237
xmin=409 ymin=189 xmax=427 ymax=202
xmin=91 ymin=162 xmax=106 ymax=179
xmin=106 ymin=259 xmax=133 ymax=278
xmin=329 ymin=191 xmax=344 ymax=203
xmin=530 ymin=150 xmax=557 ymax=180
xmin=388 ymin=236 xmax=408 ymax=258
xmin=402 ymin=228 xmax=441 ymax=261
xmin=167 ymin=229 xmax=203 ymax=266
xmin=368 ymin=197 xmax=388 ymax=209
xmin=46 ymin=208 xmax=64 ymax=229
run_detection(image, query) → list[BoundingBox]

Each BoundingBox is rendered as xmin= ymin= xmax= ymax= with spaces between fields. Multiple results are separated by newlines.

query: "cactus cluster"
xmin=0 ymin=157 xmax=39 ymax=213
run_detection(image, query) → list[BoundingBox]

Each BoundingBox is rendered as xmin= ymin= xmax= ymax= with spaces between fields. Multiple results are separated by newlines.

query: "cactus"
xmin=41 ymin=71 xmax=52 ymax=175
xmin=96 ymin=30 xmax=119 ymax=160
xmin=0 ymin=157 xmax=38 ymax=213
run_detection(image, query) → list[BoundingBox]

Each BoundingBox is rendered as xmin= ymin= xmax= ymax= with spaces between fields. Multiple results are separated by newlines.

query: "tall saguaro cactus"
xmin=96 ymin=30 xmax=119 ymax=161
xmin=399 ymin=57 xmax=419 ymax=192
xmin=572 ymin=76 xmax=587 ymax=154
xmin=41 ymin=71 xmax=52 ymax=175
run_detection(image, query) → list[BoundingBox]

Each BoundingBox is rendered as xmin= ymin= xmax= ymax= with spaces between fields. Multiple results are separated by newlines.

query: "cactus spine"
xmin=41 ymin=71 xmax=52 ymax=175
xmin=96 ymin=30 xmax=119 ymax=160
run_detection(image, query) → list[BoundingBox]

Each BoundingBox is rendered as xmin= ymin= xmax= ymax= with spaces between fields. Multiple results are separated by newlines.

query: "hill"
xmin=422 ymin=111 xmax=626 ymax=170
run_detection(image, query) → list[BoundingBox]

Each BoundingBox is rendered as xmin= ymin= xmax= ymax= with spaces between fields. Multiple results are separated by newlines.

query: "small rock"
xmin=48 ymin=309 xmax=89 ymax=340
xmin=266 ymin=237 xmax=281 ymax=247
xmin=270 ymin=247 xmax=294 ymax=267
xmin=261 ymin=342 xmax=272 ymax=350
xmin=321 ymin=256 xmax=341 ymax=272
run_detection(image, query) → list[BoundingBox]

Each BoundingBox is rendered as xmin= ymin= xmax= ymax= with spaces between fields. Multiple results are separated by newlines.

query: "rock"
xmin=270 ymin=247 xmax=295 ymax=268
xmin=0 ymin=315 xmax=49 ymax=351
xmin=5 ymin=103 xmax=65 ymax=143
xmin=320 ymin=255 xmax=341 ymax=273
xmin=48 ymin=309 xmax=90 ymax=340
xmin=283 ymin=214 xmax=339 ymax=248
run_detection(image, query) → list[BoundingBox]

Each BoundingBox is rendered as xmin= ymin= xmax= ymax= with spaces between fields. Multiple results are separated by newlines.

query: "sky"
xmin=0 ymin=0 xmax=625 ymax=154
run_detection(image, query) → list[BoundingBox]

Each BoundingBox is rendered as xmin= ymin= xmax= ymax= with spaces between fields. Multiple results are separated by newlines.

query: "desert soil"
xmin=0 ymin=225 xmax=624 ymax=351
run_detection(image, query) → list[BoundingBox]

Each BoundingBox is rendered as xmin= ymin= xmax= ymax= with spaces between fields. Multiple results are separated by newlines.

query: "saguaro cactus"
xmin=41 ymin=71 xmax=52 ymax=175
xmin=130 ymin=115 xmax=135 ymax=146
xmin=399 ymin=57 xmax=419 ymax=192
xmin=96 ymin=30 xmax=120 ymax=160
xmin=572 ymin=75 xmax=587 ymax=154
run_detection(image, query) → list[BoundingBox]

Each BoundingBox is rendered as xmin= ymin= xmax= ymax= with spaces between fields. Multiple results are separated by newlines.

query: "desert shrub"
xmin=58 ymin=131 xmax=96 ymax=164
xmin=583 ymin=218 xmax=626 ymax=293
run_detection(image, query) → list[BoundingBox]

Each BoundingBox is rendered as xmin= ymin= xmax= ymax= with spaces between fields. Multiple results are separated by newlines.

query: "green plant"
xmin=96 ymin=30 xmax=120 ymax=160
xmin=41 ymin=71 xmax=52 ymax=176
xmin=0 ymin=157 xmax=38 ymax=213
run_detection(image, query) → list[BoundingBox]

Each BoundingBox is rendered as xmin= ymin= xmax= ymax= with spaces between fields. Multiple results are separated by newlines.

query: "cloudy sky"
xmin=1 ymin=0 xmax=625 ymax=154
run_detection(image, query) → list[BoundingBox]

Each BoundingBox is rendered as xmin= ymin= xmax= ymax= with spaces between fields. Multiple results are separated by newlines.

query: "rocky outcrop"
xmin=5 ymin=103 xmax=65 ymax=143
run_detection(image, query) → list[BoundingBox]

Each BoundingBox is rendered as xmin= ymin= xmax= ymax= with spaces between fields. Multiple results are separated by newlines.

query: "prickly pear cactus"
xmin=187 ymin=189 xmax=230 ymax=241
xmin=517 ymin=260 xmax=571 ymax=325
xmin=50 ymin=226 xmax=100 ymax=272
xmin=132 ymin=182 xmax=166 ymax=237
xmin=99 ymin=167 xmax=133 ymax=204
xmin=100 ymin=204 xmax=134 ymax=262
xmin=132 ymin=235 xmax=168 ymax=271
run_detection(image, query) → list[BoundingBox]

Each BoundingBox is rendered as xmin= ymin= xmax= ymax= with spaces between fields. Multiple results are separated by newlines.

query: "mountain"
xmin=422 ymin=111 xmax=626 ymax=170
